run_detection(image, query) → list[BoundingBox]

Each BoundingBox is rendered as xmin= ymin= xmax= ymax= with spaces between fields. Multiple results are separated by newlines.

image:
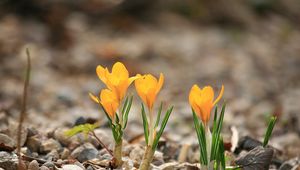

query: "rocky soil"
xmin=0 ymin=2 xmax=300 ymax=169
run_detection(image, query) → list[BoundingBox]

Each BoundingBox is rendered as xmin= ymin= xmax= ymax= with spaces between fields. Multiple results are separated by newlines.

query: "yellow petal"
xmin=189 ymin=85 xmax=201 ymax=115
xmin=213 ymin=85 xmax=224 ymax=105
xmin=100 ymin=89 xmax=119 ymax=120
xmin=155 ymin=73 xmax=164 ymax=94
xmin=128 ymin=75 xmax=139 ymax=85
xmin=111 ymin=62 xmax=129 ymax=79
xmin=202 ymin=86 xmax=214 ymax=103
xmin=199 ymin=101 xmax=213 ymax=125
xmin=96 ymin=65 xmax=108 ymax=84
xmin=89 ymin=92 xmax=100 ymax=103
xmin=135 ymin=76 xmax=147 ymax=105
xmin=146 ymin=87 xmax=157 ymax=109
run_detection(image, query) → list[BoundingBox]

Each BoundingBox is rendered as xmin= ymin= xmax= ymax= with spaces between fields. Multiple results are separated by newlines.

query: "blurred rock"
xmin=46 ymin=149 xmax=60 ymax=161
xmin=0 ymin=151 xmax=18 ymax=170
xmin=92 ymin=128 xmax=113 ymax=147
xmin=26 ymin=135 xmax=41 ymax=152
xmin=60 ymin=148 xmax=70 ymax=159
xmin=0 ymin=133 xmax=15 ymax=149
xmin=54 ymin=128 xmax=74 ymax=146
xmin=40 ymin=166 xmax=50 ymax=170
xmin=129 ymin=145 xmax=144 ymax=165
xmin=279 ymin=157 xmax=300 ymax=170
xmin=158 ymin=162 xmax=179 ymax=170
xmin=8 ymin=121 xmax=28 ymax=147
xmin=40 ymin=139 xmax=62 ymax=153
xmin=42 ymin=161 xmax=56 ymax=169
xmin=28 ymin=160 xmax=39 ymax=170
xmin=71 ymin=143 xmax=98 ymax=162
xmin=62 ymin=164 xmax=84 ymax=170
xmin=152 ymin=151 xmax=164 ymax=166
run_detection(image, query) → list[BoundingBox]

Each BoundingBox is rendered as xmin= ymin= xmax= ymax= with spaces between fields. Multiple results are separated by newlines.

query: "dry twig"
xmin=17 ymin=48 xmax=31 ymax=170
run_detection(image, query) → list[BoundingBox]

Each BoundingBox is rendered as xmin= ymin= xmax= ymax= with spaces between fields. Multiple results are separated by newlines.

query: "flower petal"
xmin=89 ymin=92 xmax=100 ymax=103
xmin=155 ymin=73 xmax=164 ymax=94
xmin=96 ymin=65 xmax=108 ymax=84
xmin=202 ymin=86 xmax=214 ymax=103
xmin=111 ymin=62 xmax=129 ymax=79
xmin=213 ymin=85 xmax=224 ymax=105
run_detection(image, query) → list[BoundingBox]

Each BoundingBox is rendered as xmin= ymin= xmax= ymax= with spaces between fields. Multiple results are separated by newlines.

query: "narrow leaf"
xmin=141 ymin=103 xmax=149 ymax=145
xmin=212 ymin=103 xmax=226 ymax=161
xmin=121 ymin=96 xmax=129 ymax=116
xmin=155 ymin=102 xmax=163 ymax=128
xmin=218 ymin=137 xmax=226 ymax=170
xmin=123 ymin=96 xmax=133 ymax=129
xmin=152 ymin=106 xmax=173 ymax=151
xmin=192 ymin=109 xmax=208 ymax=165
xmin=263 ymin=116 xmax=277 ymax=147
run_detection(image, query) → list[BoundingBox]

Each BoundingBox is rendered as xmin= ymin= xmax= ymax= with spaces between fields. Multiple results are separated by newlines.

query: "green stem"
xmin=139 ymin=145 xmax=155 ymax=170
xmin=113 ymin=140 xmax=123 ymax=167
xmin=148 ymin=109 xmax=154 ymax=145
xmin=206 ymin=126 xmax=212 ymax=163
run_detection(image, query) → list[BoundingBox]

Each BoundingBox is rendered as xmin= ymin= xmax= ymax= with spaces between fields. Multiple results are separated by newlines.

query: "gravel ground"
xmin=0 ymin=5 xmax=300 ymax=169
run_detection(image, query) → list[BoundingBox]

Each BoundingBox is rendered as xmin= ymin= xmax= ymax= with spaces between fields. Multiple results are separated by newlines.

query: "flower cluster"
xmin=89 ymin=61 xmax=226 ymax=169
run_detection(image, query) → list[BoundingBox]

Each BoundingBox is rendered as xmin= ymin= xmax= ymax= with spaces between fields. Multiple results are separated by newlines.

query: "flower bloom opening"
xmin=189 ymin=85 xmax=224 ymax=125
xmin=135 ymin=73 xmax=164 ymax=110
xmin=89 ymin=89 xmax=119 ymax=121
xmin=96 ymin=62 xmax=137 ymax=102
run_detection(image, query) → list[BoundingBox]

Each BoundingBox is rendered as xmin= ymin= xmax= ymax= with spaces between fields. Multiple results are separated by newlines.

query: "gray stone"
xmin=158 ymin=162 xmax=179 ymax=170
xmin=40 ymin=139 xmax=62 ymax=153
xmin=60 ymin=148 xmax=70 ymax=159
xmin=42 ymin=161 xmax=55 ymax=169
xmin=40 ymin=165 xmax=50 ymax=170
xmin=45 ymin=150 xmax=59 ymax=161
xmin=61 ymin=164 xmax=84 ymax=170
xmin=28 ymin=160 xmax=39 ymax=170
xmin=0 ymin=133 xmax=15 ymax=148
xmin=177 ymin=162 xmax=200 ymax=169
xmin=71 ymin=143 xmax=98 ymax=162
xmin=74 ymin=161 xmax=86 ymax=169
xmin=0 ymin=151 xmax=18 ymax=170
xmin=54 ymin=128 xmax=75 ymax=146
xmin=129 ymin=145 xmax=144 ymax=164
xmin=8 ymin=121 xmax=28 ymax=147
xmin=152 ymin=151 xmax=164 ymax=166
xmin=26 ymin=135 xmax=41 ymax=152
xmin=91 ymin=129 xmax=113 ymax=147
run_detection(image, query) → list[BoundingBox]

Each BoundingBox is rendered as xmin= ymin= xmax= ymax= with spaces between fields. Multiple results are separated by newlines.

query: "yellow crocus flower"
xmin=96 ymin=62 xmax=136 ymax=102
xmin=135 ymin=73 xmax=164 ymax=110
xmin=89 ymin=89 xmax=119 ymax=121
xmin=189 ymin=85 xmax=224 ymax=126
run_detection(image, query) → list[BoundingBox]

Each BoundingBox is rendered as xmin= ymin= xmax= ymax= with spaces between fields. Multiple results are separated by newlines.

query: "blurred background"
xmin=0 ymin=0 xmax=300 ymax=161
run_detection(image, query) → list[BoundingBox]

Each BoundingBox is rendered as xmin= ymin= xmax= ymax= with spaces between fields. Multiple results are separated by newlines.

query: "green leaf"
xmin=123 ymin=96 xmax=133 ymax=129
xmin=210 ymin=107 xmax=218 ymax=160
xmin=152 ymin=106 xmax=173 ymax=151
xmin=211 ymin=103 xmax=226 ymax=162
xmin=263 ymin=116 xmax=277 ymax=147
xmin=141 ymin=103 xmax=149 ymax=145
xmin=121 ymin=96 xmax=129 ymax=116
xmin=64 ymin=123 xmax=99 ymax=138
xmin=155 ymin=102 xmax=163 ymax=128
xmin=218 ymin=137 xmax=226 ymax=170
xmin=192 ymin=109 xmax=208 ymax=165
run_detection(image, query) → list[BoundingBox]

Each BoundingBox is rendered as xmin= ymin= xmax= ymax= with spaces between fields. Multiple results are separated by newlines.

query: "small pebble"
xmin=40 ymin=166 xmax=50 ymax=170
xmin=42 ymin=161 xmax=55 ymax=169
xmin=60 ymin=148 xmax=70 ymax=159
xmin=62 ymin=164 xmax=84 ymax=170
xmin=28 ymin=160 xmax=39 ymax=170
xmin=40 ymin=139 xmax=62 ymax=153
